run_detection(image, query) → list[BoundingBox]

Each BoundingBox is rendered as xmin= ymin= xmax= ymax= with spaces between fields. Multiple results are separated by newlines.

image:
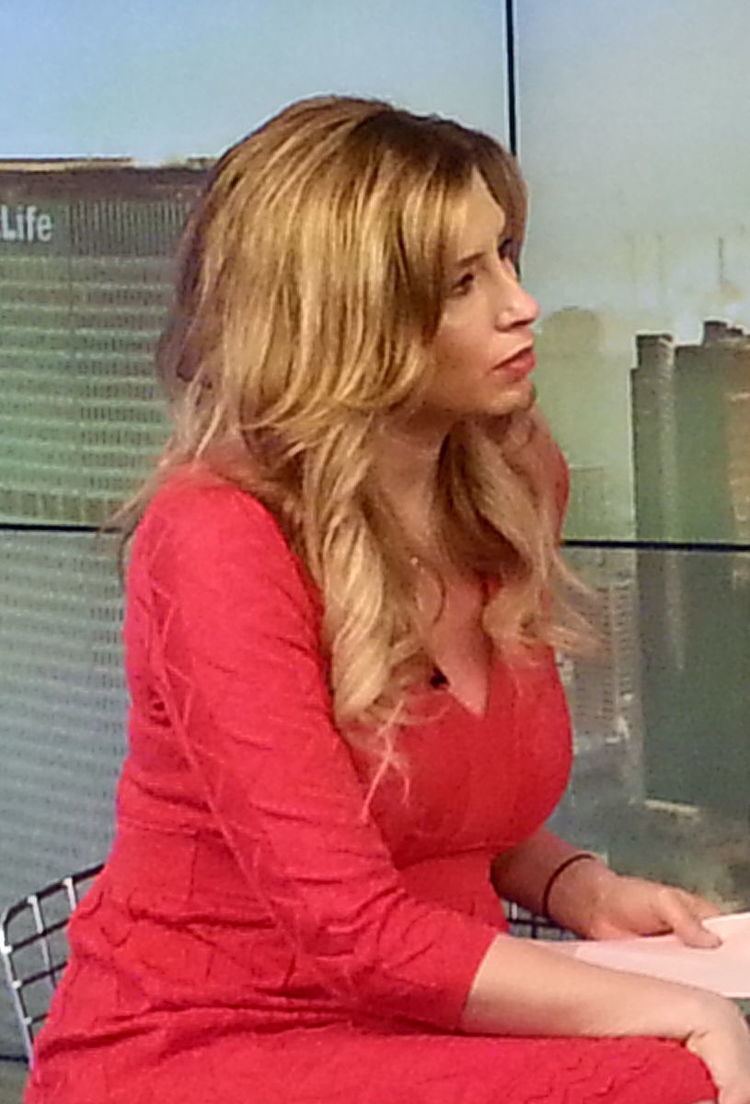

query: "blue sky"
xmin=517 ymin=0 xmax=750 ymax=336
xmin=0 ymin=0 xmax=508 ymax=160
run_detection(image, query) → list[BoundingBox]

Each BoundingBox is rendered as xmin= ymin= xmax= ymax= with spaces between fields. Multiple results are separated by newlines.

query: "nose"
xmin=492 ymin=265 xmax=540 ymax=331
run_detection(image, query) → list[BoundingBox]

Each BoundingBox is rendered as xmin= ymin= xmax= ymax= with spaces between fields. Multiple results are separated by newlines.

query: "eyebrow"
xmin=454 ymin=231 xmax=511 ymax=270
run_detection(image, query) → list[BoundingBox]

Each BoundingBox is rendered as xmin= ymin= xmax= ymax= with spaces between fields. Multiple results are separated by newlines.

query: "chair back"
xmin=0 ymin=864 xmax=104 ymax=1063
xmin=505 ymin=901 xmax=574 ymax=941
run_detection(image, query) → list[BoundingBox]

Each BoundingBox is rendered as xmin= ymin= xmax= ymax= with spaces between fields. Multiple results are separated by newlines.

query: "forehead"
xmin=450 ymin=171 xmax=507 ymax=255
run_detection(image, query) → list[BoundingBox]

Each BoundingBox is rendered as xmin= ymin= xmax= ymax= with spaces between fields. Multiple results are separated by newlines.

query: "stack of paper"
xmin=548 ymin=912 xmax=750 ymax=998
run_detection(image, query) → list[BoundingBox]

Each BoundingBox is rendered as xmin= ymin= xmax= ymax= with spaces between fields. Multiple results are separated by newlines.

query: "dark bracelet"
xmin=540 ymin=852 xmax=599 ymax=919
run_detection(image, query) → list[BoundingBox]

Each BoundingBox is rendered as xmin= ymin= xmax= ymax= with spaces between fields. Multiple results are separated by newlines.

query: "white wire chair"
xmin=0 ymin=863 xmax=104 ymax=1064
xmin=505 ymin=901 xmax=575 ymax=942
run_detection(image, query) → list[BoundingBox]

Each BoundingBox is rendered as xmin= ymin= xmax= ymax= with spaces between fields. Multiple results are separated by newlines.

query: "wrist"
xmin=542 ymin=852 xmax=614 ymax=932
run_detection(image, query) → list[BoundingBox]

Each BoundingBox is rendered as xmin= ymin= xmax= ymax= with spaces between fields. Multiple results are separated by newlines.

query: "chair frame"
xmin=505 ymin=901 xmax=574 ymax=941
xmin=0 ymin=863 xmax=104 ymax=1063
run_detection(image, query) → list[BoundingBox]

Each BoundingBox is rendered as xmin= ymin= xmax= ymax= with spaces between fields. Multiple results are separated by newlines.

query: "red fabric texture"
xmin=25 ymin=470 xmax=715 ymax=1103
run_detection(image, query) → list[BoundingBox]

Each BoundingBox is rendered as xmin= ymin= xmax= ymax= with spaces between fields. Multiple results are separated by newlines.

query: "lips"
xmin=492 ymin=346 xmax=536 ymax=382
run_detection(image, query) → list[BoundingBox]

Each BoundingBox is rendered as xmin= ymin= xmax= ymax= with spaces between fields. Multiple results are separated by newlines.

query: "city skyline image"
xmin=517 ymin=0 xmax=750 ymax=542
xmin=513 ymin=1 xmax=750 ymax=913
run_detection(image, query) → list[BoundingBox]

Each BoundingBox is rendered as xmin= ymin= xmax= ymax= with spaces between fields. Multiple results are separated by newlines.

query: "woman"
xmin=26 ymin=95 xmax=750 ymax=1104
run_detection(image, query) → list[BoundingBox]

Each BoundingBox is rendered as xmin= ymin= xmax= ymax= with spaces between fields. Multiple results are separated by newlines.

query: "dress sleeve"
xmin=130 ymin=477 xmax=500 ymax=1032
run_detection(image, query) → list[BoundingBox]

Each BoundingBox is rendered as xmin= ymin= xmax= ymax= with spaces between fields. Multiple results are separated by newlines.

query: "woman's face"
xmin=422 ymin=170 xmax=540 ymax=422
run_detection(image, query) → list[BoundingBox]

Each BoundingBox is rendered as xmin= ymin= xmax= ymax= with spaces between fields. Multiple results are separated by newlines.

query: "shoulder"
xmin=144 ymin=459 xmax=273 ymax=523
xmin=536 ymin=415 xmax=569 ymax=512
xmin=130 ymin=464 xmax=318 ymax=607
xmin=144 ymin=464 xmax=282 ymax=539
xmin=530 ymin=411 xmax=569 ymax=527
xmin=532 ymin=410 xmax=568 ymax=479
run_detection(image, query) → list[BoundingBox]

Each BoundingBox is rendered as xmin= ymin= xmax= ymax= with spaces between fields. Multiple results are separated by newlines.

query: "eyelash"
xmin=451 ymin=238 xmax=516 ymax=296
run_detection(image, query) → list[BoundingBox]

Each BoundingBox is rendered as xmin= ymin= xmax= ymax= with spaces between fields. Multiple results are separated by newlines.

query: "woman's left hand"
xmin=584 ymin=872 xmax=723 ymax=947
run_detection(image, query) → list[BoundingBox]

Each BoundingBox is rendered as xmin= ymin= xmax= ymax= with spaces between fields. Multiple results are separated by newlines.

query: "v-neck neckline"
xmin=420 ymin=573 xmax=499 ymax=722
xmin=431 ymin=654 xmax=496 ymax=723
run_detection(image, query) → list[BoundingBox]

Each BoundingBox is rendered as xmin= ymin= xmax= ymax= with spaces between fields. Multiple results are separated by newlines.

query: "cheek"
xmin=433 ymin=321 xmax=483 ymax=374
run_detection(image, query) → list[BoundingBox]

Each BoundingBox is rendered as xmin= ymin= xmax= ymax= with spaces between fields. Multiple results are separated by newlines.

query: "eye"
xmin=451 ymin=271 xmax=475 ymax=297
xmin=499 ymin=236 xmax=516 ymax=270
xmin=498 ymin=237 xmax=517 ymax=267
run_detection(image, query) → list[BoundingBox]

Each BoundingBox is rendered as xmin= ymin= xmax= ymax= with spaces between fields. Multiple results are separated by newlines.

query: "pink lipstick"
xmin=493 ymin=346 xmax=536 ymax=382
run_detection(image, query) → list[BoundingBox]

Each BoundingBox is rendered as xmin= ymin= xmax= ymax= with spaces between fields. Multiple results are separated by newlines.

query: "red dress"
xmin=25 ymin=469 xmax=714 ymax=1104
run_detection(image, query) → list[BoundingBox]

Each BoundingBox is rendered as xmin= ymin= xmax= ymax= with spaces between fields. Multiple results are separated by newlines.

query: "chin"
xmin=484 ymin=380 xmax=537 ymax=417
xmin=518 ymin=381 xmax=538 ymax=412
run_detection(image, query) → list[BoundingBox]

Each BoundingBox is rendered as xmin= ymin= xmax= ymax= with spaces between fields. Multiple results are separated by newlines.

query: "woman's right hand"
xmin=684 ymin=996 xmax=750 ymax=1104
xmin=463 ymin=931 xmax=750 ymax=1102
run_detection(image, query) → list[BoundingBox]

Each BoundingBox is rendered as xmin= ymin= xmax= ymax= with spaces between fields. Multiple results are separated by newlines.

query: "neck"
xmin=372 ymin=408 xmax=456 ymax=540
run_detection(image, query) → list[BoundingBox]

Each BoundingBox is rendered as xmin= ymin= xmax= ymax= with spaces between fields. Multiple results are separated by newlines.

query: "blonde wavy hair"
xmin=116 ymin=94 xmax=586 ymax=798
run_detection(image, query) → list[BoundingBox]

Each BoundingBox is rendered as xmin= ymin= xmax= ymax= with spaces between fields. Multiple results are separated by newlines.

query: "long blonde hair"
xmin=116 ymin=94 xmax=584 ymax=793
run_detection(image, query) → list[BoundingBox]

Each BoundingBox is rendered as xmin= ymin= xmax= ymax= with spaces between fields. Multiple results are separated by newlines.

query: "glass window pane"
xmin=555 ymin=546 xmax=750 ymax=910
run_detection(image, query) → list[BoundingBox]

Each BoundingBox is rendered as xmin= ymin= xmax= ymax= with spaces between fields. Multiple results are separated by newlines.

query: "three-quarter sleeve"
xmin=130 ymin=477 xmax=500 ymax=1031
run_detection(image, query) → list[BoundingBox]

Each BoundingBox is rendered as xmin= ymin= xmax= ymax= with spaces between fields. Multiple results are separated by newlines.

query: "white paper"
xmin=546 ymin=912 xmax=750 ymax=998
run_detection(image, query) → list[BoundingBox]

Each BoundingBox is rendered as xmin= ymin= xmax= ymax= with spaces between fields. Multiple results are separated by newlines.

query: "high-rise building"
xmin=0 ymin=160 xmax=206 ymax=525
xmin=534 ymin=306 xmax=633 ymax=539
xmin=561 ymin=548 xmax=644 ymax=804
xmin=631 ymin=320 xmax=750 ymax=544
xmin=630 ymin=321 xmax=750 ymax=815
xmin=0 ymin=163 xmax=209 ymax=1058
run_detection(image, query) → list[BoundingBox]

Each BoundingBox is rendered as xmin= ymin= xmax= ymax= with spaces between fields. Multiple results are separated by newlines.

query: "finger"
xmin=649 ymin=880 xmax=722 ymax=921
xmin=661 ymin=891 xmax=722 ymax=948
xmin=675 ymin=890 xmax=724 ymax=945
xmin=686 ymin=892 xmax=723 ymax=921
